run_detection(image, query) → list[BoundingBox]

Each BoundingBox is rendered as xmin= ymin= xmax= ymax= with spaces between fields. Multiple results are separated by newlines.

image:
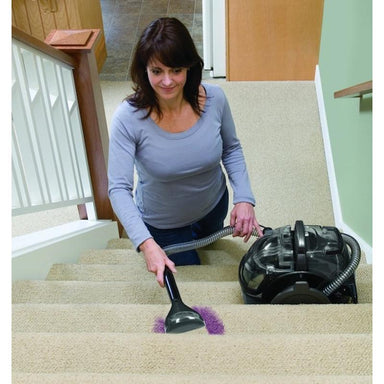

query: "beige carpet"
xmin=13 ymin=235 xmax=372 ymax=383
xmin=12 ymin=81 xmax=372 ymax=382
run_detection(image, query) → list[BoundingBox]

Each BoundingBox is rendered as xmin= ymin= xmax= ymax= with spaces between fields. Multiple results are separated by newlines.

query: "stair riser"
xmin=12 ymin=278 xmax=373 ymax=305
xmin=13 ymin=303 xmax=372 ymax=334
xmin=11 ymin=373 xmax=373 ymax=384
xmin=12 ymin=333 xmax=371 ymax=376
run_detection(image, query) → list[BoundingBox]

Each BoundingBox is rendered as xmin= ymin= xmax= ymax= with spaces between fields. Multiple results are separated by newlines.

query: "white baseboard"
xmin=314 ymin=66 xmax=342 ymax=226
xmin=314 ymin=65 xmax=372 ymax=264
xmin=12 ymin=220 xmax=119 ymax=281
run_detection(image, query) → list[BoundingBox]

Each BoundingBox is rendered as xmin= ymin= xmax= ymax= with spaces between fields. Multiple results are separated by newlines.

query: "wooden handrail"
xmin=12 ymin=26 xmax=76 ymax=68
xmin=334 ymin=80 xmax=372 ymax=99
xmin=45 ymin=29 xmax=115 ymax=222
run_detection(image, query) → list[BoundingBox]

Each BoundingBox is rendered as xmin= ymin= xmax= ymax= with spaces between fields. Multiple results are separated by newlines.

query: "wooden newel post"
xmin=45 ymin=29 xmax=117 ymax=225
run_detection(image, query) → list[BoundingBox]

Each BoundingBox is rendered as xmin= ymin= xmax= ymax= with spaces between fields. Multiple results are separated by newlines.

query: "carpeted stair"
xmin=12 ymin=236 xmax=372 ymax=383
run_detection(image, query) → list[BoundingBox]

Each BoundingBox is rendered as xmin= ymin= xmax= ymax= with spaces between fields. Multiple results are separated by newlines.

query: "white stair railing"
xmin=12 ymin=37 xmax=96 ymax=218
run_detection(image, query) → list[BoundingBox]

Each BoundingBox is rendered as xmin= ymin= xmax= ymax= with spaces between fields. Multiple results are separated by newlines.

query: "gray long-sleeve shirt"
xmin=108 ymin=83 xmax=255 ymax=249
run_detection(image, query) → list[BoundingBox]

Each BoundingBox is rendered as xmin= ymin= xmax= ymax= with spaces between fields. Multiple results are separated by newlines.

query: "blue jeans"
xmin=144 ymin=187 xmax=229 ymax=266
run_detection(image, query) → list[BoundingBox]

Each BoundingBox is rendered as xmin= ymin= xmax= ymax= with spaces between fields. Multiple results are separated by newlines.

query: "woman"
xmin=108 ymin=17 xmax=263 ymax=287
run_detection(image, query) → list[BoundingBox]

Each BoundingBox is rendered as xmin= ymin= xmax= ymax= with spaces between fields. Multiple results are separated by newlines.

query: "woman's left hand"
xmin=230 ymin=202 xmax=263 ymax=242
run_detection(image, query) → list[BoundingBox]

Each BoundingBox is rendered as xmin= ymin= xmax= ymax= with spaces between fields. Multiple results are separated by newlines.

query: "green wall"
xmin=319 ymin=0 xmax=372 ymax=245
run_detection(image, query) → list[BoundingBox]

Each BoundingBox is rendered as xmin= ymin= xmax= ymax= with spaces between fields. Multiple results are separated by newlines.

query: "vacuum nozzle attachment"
xmin=163 ymin=266 xmax=205 ymax=334
xmin=161 ymin=226 xmax=261 ymax=333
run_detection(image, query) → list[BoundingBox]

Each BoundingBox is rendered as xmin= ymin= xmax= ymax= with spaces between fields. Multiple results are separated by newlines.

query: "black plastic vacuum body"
xmin=238 ymin=221 xmax=361 ymax=304
xmin=160 ymin=221 xmax=361 ymax=334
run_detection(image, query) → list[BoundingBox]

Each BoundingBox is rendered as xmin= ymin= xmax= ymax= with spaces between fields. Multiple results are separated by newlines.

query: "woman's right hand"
xmin=139 ymin=238 xmax=177 ymax=287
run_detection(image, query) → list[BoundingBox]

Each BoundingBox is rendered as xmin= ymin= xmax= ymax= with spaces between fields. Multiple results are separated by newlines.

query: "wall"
xmin=318 ymin=1 xmax=372 ymax=246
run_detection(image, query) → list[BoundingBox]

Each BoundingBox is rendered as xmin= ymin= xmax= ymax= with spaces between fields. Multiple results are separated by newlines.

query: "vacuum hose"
xmin=163 ymin=225 xmax=259 ymax=256
xmin=163 ymin=225 xmax=361 ymax=298
xmin=322 ymin=233 xmax=361 ymax=296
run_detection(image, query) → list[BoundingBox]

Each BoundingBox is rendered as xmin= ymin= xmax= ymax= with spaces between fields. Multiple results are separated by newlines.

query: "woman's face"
xmin=146 ymin=58 xmax=188 ymax=103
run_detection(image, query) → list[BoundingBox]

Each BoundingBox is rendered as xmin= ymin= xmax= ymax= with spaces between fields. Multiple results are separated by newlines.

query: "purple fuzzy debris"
xmin=153 ymin=306 xmax=225 ymax=335
xmin=153 ymin=317 xmax=165 ymax=333
xmin=193 ymin=306 xmax=225 ymax=335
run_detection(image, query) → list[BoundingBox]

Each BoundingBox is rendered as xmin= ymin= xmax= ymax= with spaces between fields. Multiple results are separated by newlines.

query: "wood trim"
xmin=74 ymin=50 xmax=113 ymax=220
xmin=12 ymin=0 xmax=107 ymax=72
xmin=45 ymin=28 xmax=101 ymax=52
xmin=12 ymin=26 xmax=76 ymax=67
xmin=334 ymin=80 xmax=372 ymax=99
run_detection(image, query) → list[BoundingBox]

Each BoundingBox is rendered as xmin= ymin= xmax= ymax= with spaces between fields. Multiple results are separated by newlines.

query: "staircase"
xmin=12 ymin=235 xmax=372 ymax=383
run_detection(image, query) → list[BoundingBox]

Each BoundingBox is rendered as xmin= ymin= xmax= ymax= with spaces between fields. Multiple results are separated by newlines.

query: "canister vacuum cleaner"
xmin=162 ymin=220 xmax=361 ymax=333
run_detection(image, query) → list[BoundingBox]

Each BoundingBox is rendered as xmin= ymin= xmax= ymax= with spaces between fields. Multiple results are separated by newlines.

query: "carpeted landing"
xmin=12 ymin=237 xmax=372 ymax=383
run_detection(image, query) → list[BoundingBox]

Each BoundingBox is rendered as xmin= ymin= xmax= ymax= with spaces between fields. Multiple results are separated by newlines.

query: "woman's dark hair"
xmin=128 ymin=17 xmax=204 ymax=119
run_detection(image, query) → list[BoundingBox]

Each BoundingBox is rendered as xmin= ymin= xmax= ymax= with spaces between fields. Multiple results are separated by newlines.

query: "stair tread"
xmin=105 ymin=237 xmax=252 ymax=257
xmin=12 ymin=280 xmax=245 ymax=304
xmin=12 ymin=332 xmax=372 ymax=375
xmin=106 ymin=236 xmax=250 ymax=249
xmin=104 ymin=236 xmax=368 ymax=263
xmin=14 ymin=262 xmax=372 ymax=304
xmin=46 ymin=263 xmax=239 ymax=281
xmin=12 ymin=276 xmax=372 ymax=305
xmin=11 ymin=373 xmax=373 ymax=384
xmin=79 ymin=248 xmax=240 ymax=265
xmin=46 ymin=260 xmax=371 ymax=284
xmin=106 ymin=238 xmax=135 ymax=249
xmin=12 ymin=302 xmax=372 ymax=334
